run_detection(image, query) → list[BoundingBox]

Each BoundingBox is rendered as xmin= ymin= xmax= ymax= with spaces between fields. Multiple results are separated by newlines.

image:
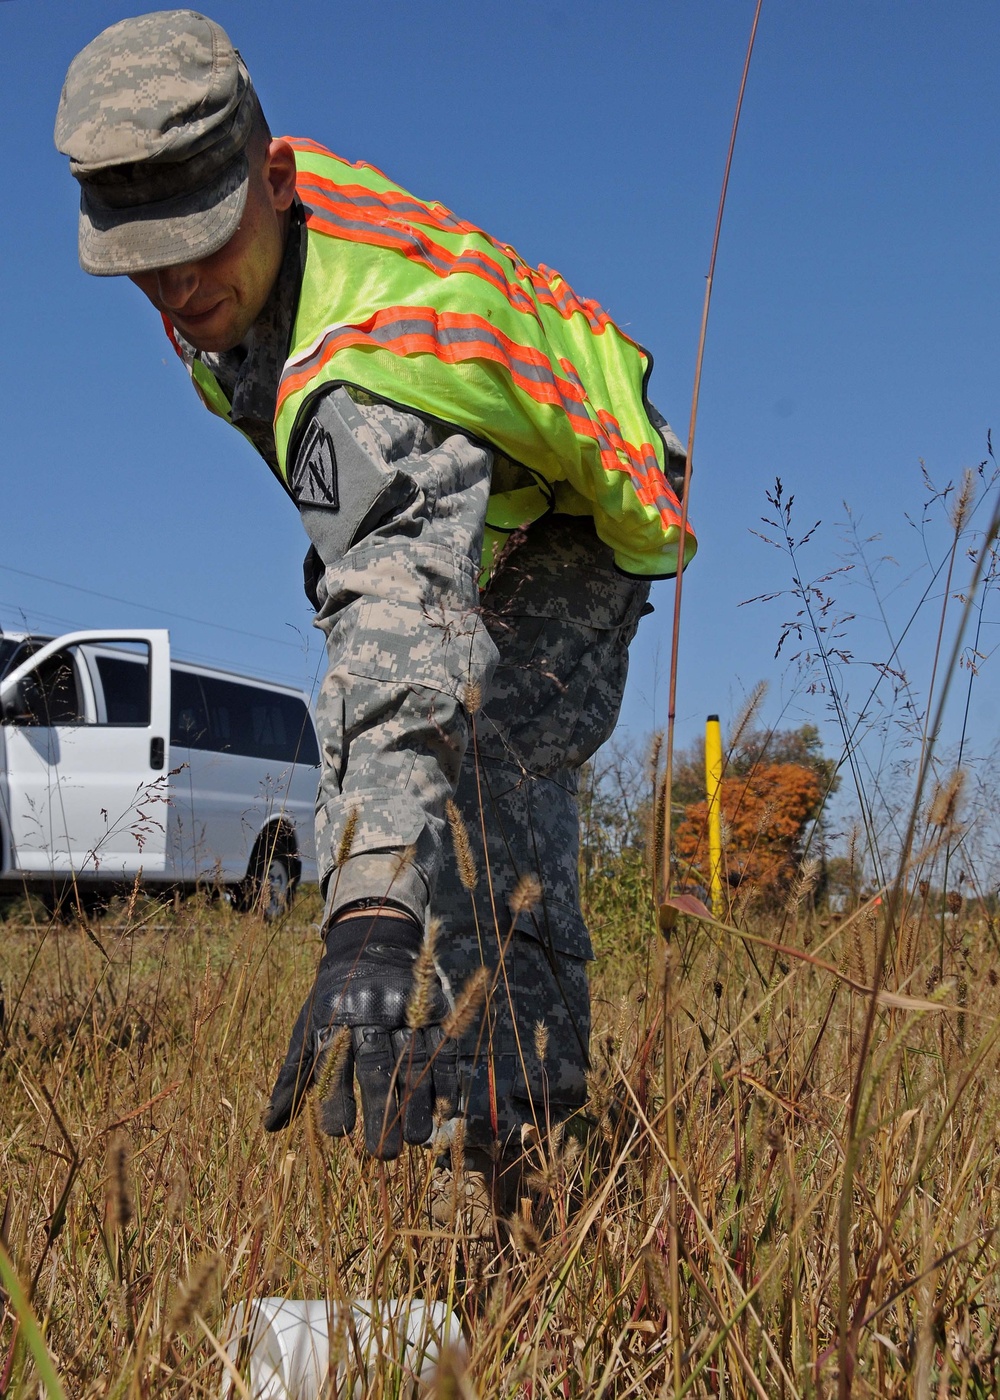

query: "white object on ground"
xmin=220 ymin=1296 xmax=465 ymax=1399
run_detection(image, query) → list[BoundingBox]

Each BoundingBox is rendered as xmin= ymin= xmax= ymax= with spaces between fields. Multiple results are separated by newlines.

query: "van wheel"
xmin=239 ymin=848 xmax=296 ymax=921
xmin=260 ymin=854 xmax=293 ymax=921
xmin=40 ymin=886 xmax=109 ymax=922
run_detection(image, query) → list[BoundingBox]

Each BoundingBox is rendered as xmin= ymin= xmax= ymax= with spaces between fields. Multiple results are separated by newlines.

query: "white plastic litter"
xmin=220 ymin=1296 xmax=465 ymax=1399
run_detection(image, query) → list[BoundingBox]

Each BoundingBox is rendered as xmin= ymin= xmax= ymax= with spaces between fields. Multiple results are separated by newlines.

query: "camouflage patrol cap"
xmin=54 ymin=10 xmax=258 ymax=276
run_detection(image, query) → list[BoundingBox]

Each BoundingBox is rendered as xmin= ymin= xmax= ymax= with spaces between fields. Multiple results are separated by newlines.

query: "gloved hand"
xmin=263 ymin=910 xmax=458 ymax=1159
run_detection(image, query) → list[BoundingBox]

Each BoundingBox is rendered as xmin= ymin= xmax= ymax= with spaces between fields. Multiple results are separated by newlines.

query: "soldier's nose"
xmin=155 ymin=263 xmax=200 ymax=309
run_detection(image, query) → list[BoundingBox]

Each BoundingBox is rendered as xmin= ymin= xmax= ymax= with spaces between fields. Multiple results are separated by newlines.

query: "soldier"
xmin=55 ymin=10 xmax=695 ymax=1212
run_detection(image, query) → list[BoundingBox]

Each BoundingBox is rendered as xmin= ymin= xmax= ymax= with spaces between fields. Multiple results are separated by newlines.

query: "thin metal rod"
xmin=659 ymin=0 xmax=764 ymax=910
xmin=657 ymin=10 xmax=763 ymax=1390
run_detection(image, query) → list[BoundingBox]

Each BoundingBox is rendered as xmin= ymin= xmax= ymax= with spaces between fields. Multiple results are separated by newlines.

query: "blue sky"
xmin=3 ymin=1 xmax=998 ymax=807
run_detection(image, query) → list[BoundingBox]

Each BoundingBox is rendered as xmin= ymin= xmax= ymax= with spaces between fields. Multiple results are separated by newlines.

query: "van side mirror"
xmin=1 ymin=684 xmax=34 ymax=725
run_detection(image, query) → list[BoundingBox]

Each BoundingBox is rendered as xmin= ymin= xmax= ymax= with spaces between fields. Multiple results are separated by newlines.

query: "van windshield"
xmin=0 ymin=636 xmax=52 ymax=681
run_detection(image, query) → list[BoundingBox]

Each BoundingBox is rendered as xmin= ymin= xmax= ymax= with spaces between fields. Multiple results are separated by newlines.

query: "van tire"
xmin=40 ymin=885 xmax=110 ymax=922
xmin=238 ymin=831 xmax=298 ymax=921
xmin=259 ymin=853 xmax=293 ymax=922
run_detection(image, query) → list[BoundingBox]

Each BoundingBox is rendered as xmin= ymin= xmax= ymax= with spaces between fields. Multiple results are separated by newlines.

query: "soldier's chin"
xmin=172 ymin=304 xmax=246 ymax=353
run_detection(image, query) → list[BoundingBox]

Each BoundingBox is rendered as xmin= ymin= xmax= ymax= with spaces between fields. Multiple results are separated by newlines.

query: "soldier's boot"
xmin=428 ymin=1143 xmax=531 ymax=1297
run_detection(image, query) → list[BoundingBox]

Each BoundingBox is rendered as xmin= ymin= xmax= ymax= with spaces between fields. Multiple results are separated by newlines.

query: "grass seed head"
xmin=787 ymin=855 xmax=821 ymax=913
xmin=105 ymin=1134 xmax=133 ymax=1232
xmin=728 ymin=679 xmax=768 ymax=753
xmin=951 ymin=466 xmax=975 ymax=533
xmin=407 ymin=919 xmax=439 ymax=1029
xmin=851 ymin=917 xmax=867 ymax=985
xmin=442 ymin=964 xmax=489 ymax=1039
xmin=642 ymin=1243 xmax=672 ymax=1314
xmin=428 ymin=1343 xmax=470 ymax=1399
xmin=511 ymin=1212 xmax=542 ymax=1256
xmin=335 ymin=807 xmax=360 ymax=868
xmin=463 ymin=679 xmax=483 ymax=715
xmin=510 ymin=873 xmax=542 ymax=916
xmin=167 ymin=1252 xmax=221 ymax=1336
xmin=929 ymin=769 xmax=965 ymax=830
xmin=165 ymin=1171 xmax=188 ymax=1221
xmin=446 ymin=798 xmax=478 ymax=892
xmin=647 ymin=730 xmax=664 ymax=787
xmin=315 ymin=1024 xmax=352 ymax=1102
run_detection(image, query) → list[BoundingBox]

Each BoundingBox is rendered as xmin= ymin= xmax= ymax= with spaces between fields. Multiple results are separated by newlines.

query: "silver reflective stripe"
xmin=300 ymin=183 xmax=463 ymax=229
xmin=300 ymin=200 xmax=452 ymax=274
xmin=299 ymin=198 xmax=532 ymax=303
xmin=283 ymin=311 xmax=563 ymax=392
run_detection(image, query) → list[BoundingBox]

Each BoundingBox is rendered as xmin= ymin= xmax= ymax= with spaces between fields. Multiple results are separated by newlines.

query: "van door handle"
xmin=150 ymin=736 xmax=165 ymax=771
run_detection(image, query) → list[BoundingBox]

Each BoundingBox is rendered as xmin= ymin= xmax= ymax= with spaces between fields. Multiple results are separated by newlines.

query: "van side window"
xmin=94 ymin=653 xmax=151 ymax=725
xmin=10 ymin=650 xmax=84 ymax=726
xmin=199 ymin=675 xmax=320 ymax=765
xmin=170 ymin=669 xmax=211 ymax=748
xmin=270 ymin=692 xmax=320 ymax=766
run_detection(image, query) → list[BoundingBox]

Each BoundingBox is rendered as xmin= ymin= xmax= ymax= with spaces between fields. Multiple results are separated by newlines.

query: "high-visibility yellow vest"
xmin=179 ymin=139 xmax=697 ymax=579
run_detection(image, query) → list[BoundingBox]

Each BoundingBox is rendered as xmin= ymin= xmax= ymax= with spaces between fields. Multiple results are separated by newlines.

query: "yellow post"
xmin=705 ymin=714 xmax=724 ymax=916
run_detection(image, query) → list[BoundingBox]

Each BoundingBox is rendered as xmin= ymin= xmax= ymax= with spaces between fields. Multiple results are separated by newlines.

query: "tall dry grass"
xmin=1 ymin=852 xmax=999 ymax=1397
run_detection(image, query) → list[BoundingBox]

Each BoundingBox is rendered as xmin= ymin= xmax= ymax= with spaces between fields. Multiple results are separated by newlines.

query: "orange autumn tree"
xmin=675 ymin=761 xmax=822 ymax=905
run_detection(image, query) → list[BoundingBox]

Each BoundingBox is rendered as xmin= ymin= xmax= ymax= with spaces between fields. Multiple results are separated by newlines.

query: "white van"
xmin=0 ymin=629 xmax=320 ymax=917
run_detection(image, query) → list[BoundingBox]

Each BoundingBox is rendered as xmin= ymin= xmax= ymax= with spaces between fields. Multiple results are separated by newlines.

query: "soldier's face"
xmin=129 ymin=139 xmax=296 ymax=353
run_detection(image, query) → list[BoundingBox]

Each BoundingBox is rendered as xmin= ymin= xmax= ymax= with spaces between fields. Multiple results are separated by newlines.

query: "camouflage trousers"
xmin=433 ymin=517 xmax=650 ymax=1146
xmin=301 ymin=390 xmax=649 ymax=1147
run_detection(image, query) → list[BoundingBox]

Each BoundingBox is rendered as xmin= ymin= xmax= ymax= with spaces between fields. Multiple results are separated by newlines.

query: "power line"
xmin=0 ymin=562 xmax=306 ymax=649
xmin=0 ymin=599 xmax=326 ymax=692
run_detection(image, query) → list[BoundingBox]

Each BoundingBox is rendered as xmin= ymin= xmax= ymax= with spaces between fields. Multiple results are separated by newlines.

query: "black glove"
xmin=263 ymin=911 xmax=458 ymax=1159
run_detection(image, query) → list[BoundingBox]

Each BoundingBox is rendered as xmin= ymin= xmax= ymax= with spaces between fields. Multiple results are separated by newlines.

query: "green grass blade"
xmin=0 ymin=1238 xmax=67 ymax=1400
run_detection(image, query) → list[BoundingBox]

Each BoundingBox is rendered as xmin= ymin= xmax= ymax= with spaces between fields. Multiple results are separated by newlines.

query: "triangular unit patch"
xmin=291 ymin=419 xmax=340 ymax=508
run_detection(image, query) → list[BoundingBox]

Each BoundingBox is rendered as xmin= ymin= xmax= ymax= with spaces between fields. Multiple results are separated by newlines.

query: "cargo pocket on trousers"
xmin=347 ymin=600 xmax=498 ymax=703
xmin=514 ymin=897 xmax=594 ymax=963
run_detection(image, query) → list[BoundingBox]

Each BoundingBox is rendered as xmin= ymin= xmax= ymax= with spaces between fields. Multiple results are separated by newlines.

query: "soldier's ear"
xmin=264 ymin=139 xmax=297 ymax=212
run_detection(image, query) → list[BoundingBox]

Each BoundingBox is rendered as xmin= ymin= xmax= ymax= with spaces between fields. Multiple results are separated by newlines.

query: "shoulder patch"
xmin=291 ymin=418 xmax=340 ymax=508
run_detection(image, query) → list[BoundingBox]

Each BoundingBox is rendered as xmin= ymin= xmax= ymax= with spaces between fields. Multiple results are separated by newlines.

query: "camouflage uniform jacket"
xmin=172 ymin=201 xmax=500 ymax=927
